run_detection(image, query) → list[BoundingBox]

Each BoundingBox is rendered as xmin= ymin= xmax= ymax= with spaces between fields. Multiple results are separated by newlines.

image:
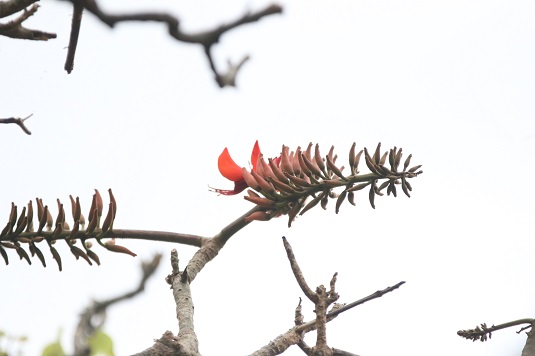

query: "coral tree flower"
xmin=212 ymin=141 xmax=261 ymax=195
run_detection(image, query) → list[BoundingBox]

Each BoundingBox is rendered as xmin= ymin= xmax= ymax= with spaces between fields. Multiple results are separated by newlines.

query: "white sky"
xmin=1 ymin=0 xmax=535 ymax=355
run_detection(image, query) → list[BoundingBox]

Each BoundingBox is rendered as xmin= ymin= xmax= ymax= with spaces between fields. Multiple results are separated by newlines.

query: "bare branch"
xmin=282 ymin=236 xmax=317 ymax=302
xmin=63 ymin=0 xmax=282 ymax=85
xmin=250 ymin=281 xmax=404 ymax=355
xmin=0 ymin=114 xmax=33 ymax=135
xmin=64 ymin=1 xmax=84 ymax=73
xmin=0 ymin=0 xmax=38 ymax=18
xmin=0 ymin=4 xmax=56 ymax=40
xmin=73 ymin=253 xmax=162 ymax=356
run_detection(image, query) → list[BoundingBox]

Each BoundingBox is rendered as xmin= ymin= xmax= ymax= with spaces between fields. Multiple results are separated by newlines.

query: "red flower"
xmin=211 ymin=141 xmax=261 ymax=195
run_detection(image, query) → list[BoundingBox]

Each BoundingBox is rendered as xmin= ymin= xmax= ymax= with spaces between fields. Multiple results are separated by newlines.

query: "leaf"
xmin=42 ymin=341 xmax=65 ymax=356
xmin=89 ymin=330 xmax=114 ymax=356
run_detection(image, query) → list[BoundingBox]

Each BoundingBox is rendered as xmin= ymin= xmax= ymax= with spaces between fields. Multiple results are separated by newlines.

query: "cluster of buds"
xmin=457 ymin=323 xmax=493 ymax=342
xmin=235 ymin=142 xmax=422 ymax=227
xmin=0 ymin=189 xmax=135 ymax=270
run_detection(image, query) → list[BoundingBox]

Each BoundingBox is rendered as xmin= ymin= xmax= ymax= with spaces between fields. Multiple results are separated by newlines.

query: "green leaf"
xmin=41 ymin=341 xmax=65 ymax=356
xmin=89 ymin=330 xmax=114 ymax=356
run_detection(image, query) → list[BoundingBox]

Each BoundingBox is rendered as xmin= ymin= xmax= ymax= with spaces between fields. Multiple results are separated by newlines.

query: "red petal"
xmin=218 ymin=147 xmax=244 ymax=182
xmin=251 ymin=141 xmax=261 ymax=172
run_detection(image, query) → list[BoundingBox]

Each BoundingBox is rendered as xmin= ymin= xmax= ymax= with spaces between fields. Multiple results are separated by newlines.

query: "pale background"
xmin=1 ymin=0 xmax=534 ymax=355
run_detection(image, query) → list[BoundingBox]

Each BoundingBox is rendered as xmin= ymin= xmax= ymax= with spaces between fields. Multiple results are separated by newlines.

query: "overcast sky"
xmin=1 ymin=0 xmax=535 ymax=355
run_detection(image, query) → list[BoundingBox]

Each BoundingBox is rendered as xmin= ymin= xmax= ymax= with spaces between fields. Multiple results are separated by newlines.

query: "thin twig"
xmin=250 ymin=281 xmax=404 ymax=356
xmin=73 ymin=253 xmax=162 ymax=356
xmin=0 ymin=114 xmax=33 ymax=135
xmin=62 ymin=0 xmax=282 ymax=85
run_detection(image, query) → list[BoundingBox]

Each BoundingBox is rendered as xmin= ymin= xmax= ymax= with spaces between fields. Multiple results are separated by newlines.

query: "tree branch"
xmin=250 ymin=281 xmax=405 ymax=356
xmin=0 ymin=114 xmax=33 ymax=135
xmin=0 ymin=3 xmax=56 ymax=40
xmin=62 ymin=0 xmax=282 ymax=86
xmin=73 ymin=253 xmax=162 ymax=356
